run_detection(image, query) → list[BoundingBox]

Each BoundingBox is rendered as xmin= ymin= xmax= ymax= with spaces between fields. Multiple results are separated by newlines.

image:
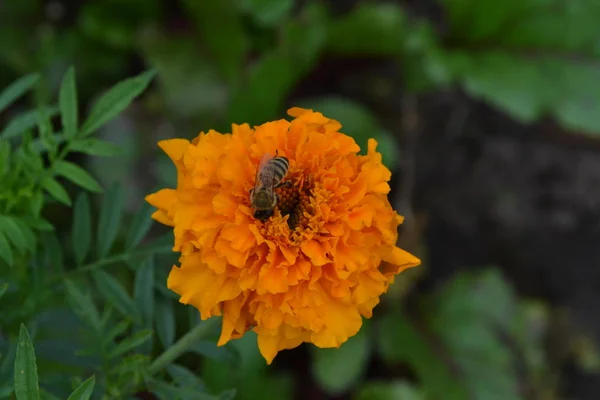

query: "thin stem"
xmin=148 ymin=318 xmax=219 ymax=375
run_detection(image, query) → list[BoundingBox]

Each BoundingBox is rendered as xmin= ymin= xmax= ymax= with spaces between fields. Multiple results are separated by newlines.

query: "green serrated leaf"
xmin=14 ymin=324 xmax=40 ymax=400
xmin=59 ymin=67 xmax=78 ymax=140
xmin=0 ymin=73 xmax=40 ymax=113
xmin=54 ymin=160 xmax=102 ymax=193
xmin=41 ymin=177 xmax=71 ymax=206
xmin=29 ymin=191 xmax=44 ymax=218
xmin=80 ymin=70 xmax=156 ymax=137
xmin=66 ymin=375 xmax=95 ymax=400
xmin=64 ymin=280 xmax=101 ymax=331
xmin=155 ymin=295 xmax=175 ymax=348
xmin=69 ymin=138 xmax=122 ymax=157
xmin=0 ymin=232 xmax=13 ymax=266
xmin=126 ymin=203 xmax=154 ymax=250
xmin=96 ymin=182 xmax=124 ymax=258
xmin=0 ymin=216 xmax=28 ymax=254
xmin=108 ymin=330 xmax=152 ymax=359
xmin=134 ymin=257 xmax=155 ymax=328
xmin=92 ymin=270 xmax=140 ymax=323
xmin=1 ymin=107 xmax=59 ymax=139
xmin=311 ymin=322 xmax=371 ymax=395
xmin=72 ymin=192 xmax=92 ymax=265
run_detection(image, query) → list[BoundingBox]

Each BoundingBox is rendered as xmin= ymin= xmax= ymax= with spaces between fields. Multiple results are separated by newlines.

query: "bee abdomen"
xmin=271 ymin=157 xmax=289 ymax=183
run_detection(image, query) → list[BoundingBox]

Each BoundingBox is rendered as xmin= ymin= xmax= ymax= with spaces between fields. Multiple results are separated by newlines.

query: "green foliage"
xmin=0 ymin=68 xmax=235 ymax=399
xmin=14 ymin=324 xmax=40 ymax=400
xmin=311 ymin=322 xmax=371 ymax=395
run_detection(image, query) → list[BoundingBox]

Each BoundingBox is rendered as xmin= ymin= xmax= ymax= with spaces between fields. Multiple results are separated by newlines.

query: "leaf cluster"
xmin=0 ymin=68 xmax=238 ymax=399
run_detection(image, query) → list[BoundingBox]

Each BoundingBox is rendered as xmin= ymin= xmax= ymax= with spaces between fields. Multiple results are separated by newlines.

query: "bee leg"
xmin=249 ymin=188 xmax=254 ymax=195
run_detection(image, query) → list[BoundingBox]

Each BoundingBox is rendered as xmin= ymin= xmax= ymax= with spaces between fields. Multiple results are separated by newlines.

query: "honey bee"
xmin=249 ymin=150 xmax=291 ymax=221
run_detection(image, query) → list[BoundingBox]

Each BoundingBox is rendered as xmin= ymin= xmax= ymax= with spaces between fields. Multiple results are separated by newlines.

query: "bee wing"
xmin=256 ymin=152 xmax=274 ymax=180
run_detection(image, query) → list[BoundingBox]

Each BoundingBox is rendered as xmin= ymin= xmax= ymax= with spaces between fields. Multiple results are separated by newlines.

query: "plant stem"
xmin=148 ymin=318 xmax=219 ymax=375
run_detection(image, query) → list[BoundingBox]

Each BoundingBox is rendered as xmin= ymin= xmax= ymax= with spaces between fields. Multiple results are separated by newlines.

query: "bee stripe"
xmin=271 ymin=157 xmax=289 ymax=182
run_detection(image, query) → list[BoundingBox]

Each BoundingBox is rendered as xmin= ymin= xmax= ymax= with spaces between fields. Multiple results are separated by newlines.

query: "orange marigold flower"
xmin=145 ymin=107 xmax=421 ymax=364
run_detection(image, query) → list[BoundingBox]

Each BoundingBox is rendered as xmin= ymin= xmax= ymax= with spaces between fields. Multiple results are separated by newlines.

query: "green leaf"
xmin=54 ymin=160 xmax=103 ymax=193
xmin=59 ymin=66 xmax=78 ymax=139
xmin=0 ymin=140 xmax=11 ymax=177
xmin=108 ymin=330 xmax=152 ymax=359
xmin=190 ymin=341 xmax=239 ymax=366
xmin=182 ymin=0 xmax=247 ymax=85
xmin=72 ymin=192 xmax=92 ymax=265
xmin=428 ymin=269 xmax=522 ymax=400
xmin=64 ymin=280 xmax=101 ymax=331
xmin=125 ymin=202 xmax=154 ymax=250
xmin=69 ymin=138 xmax=122 ymax=157
xmin=241 ymin=0 xmax=294 ymax=26
xmin=92 ymin=270 xmax=140 ymax=323
xmin=228 ymin=53 xmax=296 ymax=124
xmin=281 ymin=3 xmax=327 ymax=72
xmin=155 ymin=294 xmax=175 ymax=348
xmin=21 ymin=216 xmax=54 ymax=232
xmin=0 ymin=73 xmax=40 ymax=113
xmin=14 ymin=324 xmax=40 ymax=400
xmin=105 ymin=319 xmax=131 ymax=345
xmin=166 ymin=364 xmax=204 ymax=389
xmin=41 ymin=177 xmax=71 ymax=206
xmin=96 ymin=182 xmax=124 ymax=258
xmin=12 ymin=219 xmax=35 ymax=253
xmin=0 ymin=216 xmax=28 ymax=254
xmin=80 ymin=69 xmax=156 ymax=136
xmin=377 ymin=312 xmax=467 ymax=400
xmin=0 ymin=232 xmax=13 ymax=266
xmin=0 ymin=282 xmax=8 ymax=298
xmin=326 ymin=3 xmax=406 ymax=55
xmin=311 ymin=322 xmax=371 ymax=395
xmin=1 ymin=107 xmax=59 ymax=139
xmin=66 ymin=375 xmax=95 ymax=400
xmin=41 ymin=232 xmax=64 ymax=272
xmin=355 ymin=381 xmax=424 ymax=400
xmin=36 ymin=107 xmax=57 ymax=153
xmin=134 ymin=257 xmax=155 ymax=327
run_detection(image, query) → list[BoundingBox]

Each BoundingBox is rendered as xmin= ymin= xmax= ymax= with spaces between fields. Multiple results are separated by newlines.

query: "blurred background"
xmin=2 ymin=0 xmax=600 ymax=399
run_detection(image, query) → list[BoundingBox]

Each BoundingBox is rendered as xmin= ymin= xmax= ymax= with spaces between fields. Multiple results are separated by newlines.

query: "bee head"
xmin=253 ymin=209 xmax=274 ymax=222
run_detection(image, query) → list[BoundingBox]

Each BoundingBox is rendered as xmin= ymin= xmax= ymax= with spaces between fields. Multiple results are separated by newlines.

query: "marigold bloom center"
xmin=145 ymin=107 xmax=421 ymax=364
